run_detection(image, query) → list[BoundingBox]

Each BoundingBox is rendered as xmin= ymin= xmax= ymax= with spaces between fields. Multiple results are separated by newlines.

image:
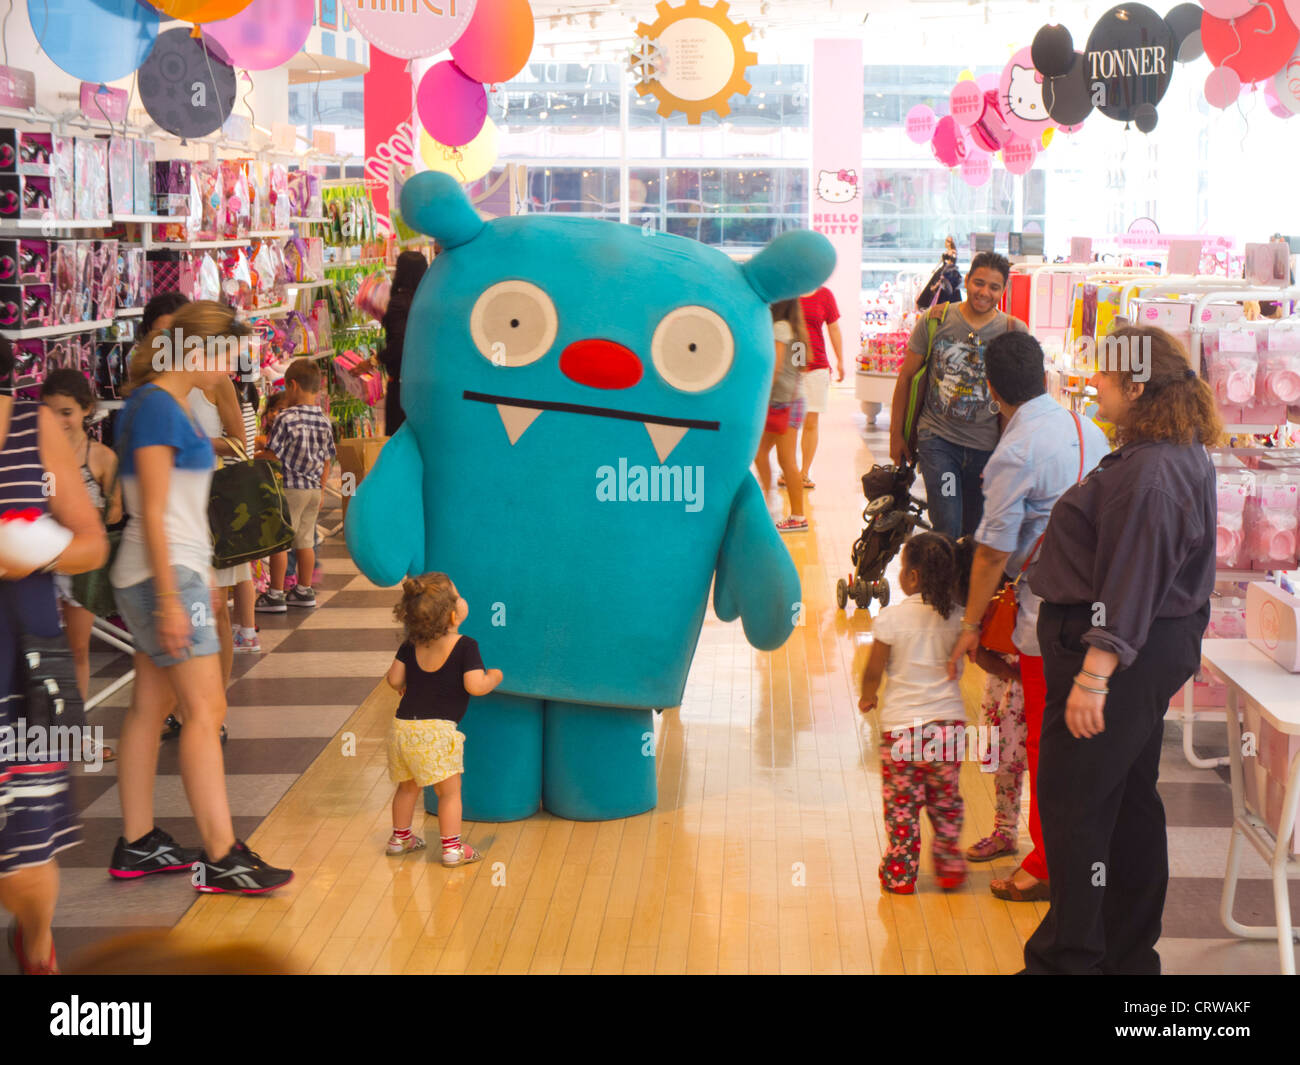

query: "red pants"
xmin=1019 ymin=654 xmax=1049 ymax=881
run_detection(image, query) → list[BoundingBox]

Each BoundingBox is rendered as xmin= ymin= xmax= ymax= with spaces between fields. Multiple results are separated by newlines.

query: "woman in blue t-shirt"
xmin=109 ymin=301 xmax=292 ymax=895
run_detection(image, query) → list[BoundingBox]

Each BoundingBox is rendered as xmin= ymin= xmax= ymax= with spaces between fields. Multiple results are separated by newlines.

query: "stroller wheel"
xmin=852 ymin=579 xmax=872 ymax=610
xmin=836 ymin=578 xmax=849 ymax=610
xmin=873 ymin=579 xmax=891 ymax=608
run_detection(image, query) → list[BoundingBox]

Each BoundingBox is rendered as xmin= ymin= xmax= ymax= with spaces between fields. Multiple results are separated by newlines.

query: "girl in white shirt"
xmin=859 ymin=532 xmax=973 ymax=894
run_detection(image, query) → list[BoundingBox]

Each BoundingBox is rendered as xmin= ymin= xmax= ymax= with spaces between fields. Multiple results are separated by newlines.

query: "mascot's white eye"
xmin=651 ymin=306 xmax=734 ymax=393
xmin=469 ymin=281 xmax=558 ymax=367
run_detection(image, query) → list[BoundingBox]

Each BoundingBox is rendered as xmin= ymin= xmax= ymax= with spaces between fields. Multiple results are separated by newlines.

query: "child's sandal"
xmin=965 ymin=834 xmax=1017 ymax=863
xmin=442 ymin=843 xmax=483 ymax=867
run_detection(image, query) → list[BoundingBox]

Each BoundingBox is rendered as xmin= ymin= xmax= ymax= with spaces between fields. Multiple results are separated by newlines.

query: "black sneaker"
xmin=109 ymin=828 xmax=202 ymax=880
xmin=194 ymin=840 xmax=293 ymax=895
xmin=255 ymin=590 xmax=287 ymax=614
xmin=285 ymin=585 xmax=316 ymax=609
xmin=161 ymin=714 xmax=182 ymax=740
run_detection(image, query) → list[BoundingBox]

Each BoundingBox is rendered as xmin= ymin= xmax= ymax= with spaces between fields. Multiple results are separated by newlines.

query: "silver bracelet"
xmin=1078 ymin=667 xmax=1111 ymax=685
xmin=1073 ymin=676 xmax=1108 ymax=696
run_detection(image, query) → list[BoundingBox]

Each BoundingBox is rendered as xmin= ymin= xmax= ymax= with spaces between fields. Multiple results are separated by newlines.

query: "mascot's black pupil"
xmin=688 ymin=342 xmax=697 ymax=352
xmin=510 ymin=318 xmax=520 ymax=328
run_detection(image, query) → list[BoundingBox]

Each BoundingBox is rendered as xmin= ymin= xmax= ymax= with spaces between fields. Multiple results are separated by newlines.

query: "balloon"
xmin=32 ymin=0 xmax=160 ymax=85
xmin=1273 ymin=45 xmax=1300 ymax=113
xmin=930 ymin=116 xmax=969 ymax=167
xmin=1203 ymin=3 xmax=1299 ymax=84
xmin=1046 ymin=51 xmax=1096 ymax=125
xmin=1165 ymin=3 xmax=1206 ymax=61
xmin=202 ymin=0 xmax=313 ymax=71
xmin=1205 ymin=64 xmax=1242 ymax=108
xmin=977 ymin=73 xmax=1000 ymax=93
xmin=969 ymin=89 xmax=1013 ymax=152
xmin=950 ymin=81 xmax=984 ymax=127
xmin=961 ymin=152 xmax=992 ymax=187
xmin=1083 ymin=3 xmax=1176 ymax=123
xmin=450 ymin=0 xmax=536 ymax=85
xmin=1000 ymin=46 xmax=1058 ymax=140
xmin=1041 ymin=127 xmax=1056 ymax=148
xmin=1002 ymin=137 xmax=1038 ymax=175
xmin=1133 ymin=102 xmax=1159 ymax=131
xmin=151 ymin=0 xmax=255 ymax=20
xmin=1264 ymin=80 xmax=1295 ymax=116
xmin=957 ymin=69 xmax=976 ymax=82
xmin=351 ymin=0 xmax=478 ymax=61
xmin=904 ymin=104 xmax=937 ymax=143
xmin=1198 ymin=0 xmax=1254 ymax=15
xmin=139 ymin=27 xmax=237 ymax=139
xmin=420 ymin=118 xmax=500 ymax=183
xmin=417 ymin=62 xmax=487 ymax=148
xmin=1032 ymin=24 xmax=1075 ymax=77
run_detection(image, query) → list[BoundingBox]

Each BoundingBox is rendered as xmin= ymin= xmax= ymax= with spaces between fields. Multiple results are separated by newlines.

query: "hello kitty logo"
xmin=1005 ymin=65 xmax=1047 ymax=123
xmin=817 ymin=168 xmax=859 ymax=204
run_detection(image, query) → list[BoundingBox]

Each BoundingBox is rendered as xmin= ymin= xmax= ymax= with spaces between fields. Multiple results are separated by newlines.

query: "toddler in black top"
xmin=384 ymin=573 xmax=502 ymax=866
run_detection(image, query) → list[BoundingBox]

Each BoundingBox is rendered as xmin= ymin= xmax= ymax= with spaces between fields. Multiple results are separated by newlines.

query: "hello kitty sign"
xmin=816 ymin=169 xmax=859 ymax=205
xmin=999 ymin=47 xmax=1057 ymax=140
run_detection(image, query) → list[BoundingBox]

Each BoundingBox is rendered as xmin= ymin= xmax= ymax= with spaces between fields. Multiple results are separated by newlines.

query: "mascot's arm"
xmin=713 ymin=476 xmax=801 ymax=651
xmin=343 ymin=424 xmax=426 ymax=586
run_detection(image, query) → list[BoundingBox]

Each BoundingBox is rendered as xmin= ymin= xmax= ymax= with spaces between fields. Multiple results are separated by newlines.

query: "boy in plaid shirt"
xmin=257 ymin=359 xmax=335 ymax=611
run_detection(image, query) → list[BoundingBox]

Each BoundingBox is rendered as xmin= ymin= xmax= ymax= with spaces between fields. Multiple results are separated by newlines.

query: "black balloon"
xmin=139 ymin=27 xmax=237 ymax=140
xmin=1084 ymin=3 xmax=1175 ymax=123
xmin=1165 ymin=2 xmax=1204 ymax=62
xmin=1032 ymin=23 xmax=1075 ymax=78
xmin=1045 ymin=52 xmax=1095 ymax=125
xmin=1133 ymin=102 xmax=1159 ymax=132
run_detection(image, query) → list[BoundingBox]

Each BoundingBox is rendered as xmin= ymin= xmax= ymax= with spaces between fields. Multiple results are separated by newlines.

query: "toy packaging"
xmin=108 ymin=137 xmax=134 ymax=217
xmin=0 ymin=129 xmax=52 ymax=174
xmin=220 ymin=159 xmax=250 ymax=238
xmin=132 ymin=140 xmax=155 ymax=215
xmin=92 ymin=240 xmax=118 ymax=321
xmin=0 ymin=282 xmax=54 ymax=328
xmin=53 ymin=242 xmax=77 ymax=323
xmin=50 ymin=135 xmax=74 ymax=220
xmin=154 ymin=159 xmax=192 ymax=217
xmin=0 ymin=174 xmax=52 ymax=220
xmin=0 ymin=239 xmax=50 ymax=284
xmin=74 ymin=137 xmax=109 ymax=220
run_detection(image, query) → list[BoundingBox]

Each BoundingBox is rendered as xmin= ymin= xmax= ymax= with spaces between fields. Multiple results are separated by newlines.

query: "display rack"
xmin=0 ymin=318 xmax=114 ymax=341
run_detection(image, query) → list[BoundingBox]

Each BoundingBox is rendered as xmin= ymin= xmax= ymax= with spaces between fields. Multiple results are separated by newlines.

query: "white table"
xmin=1201 ymin=640 xmax=1300 ymax=974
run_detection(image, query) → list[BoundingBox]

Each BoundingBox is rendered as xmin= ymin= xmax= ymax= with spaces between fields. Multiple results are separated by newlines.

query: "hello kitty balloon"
xmin=0 ymin=509 xmax=72 ymax=575
xmin=999 ymin=46 xmax=1057 ymax=142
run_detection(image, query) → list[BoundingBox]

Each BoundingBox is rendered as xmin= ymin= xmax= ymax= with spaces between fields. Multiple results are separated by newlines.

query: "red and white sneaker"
xmin=776 ymin=516 xmax=809 ymax=533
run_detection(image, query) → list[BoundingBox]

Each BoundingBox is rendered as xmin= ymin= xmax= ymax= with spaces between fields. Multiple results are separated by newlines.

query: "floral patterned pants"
xmin=879 ymin=720 xmax=966 ymax=889
xmin=980 ymin=654 xmax=1027 ymax=845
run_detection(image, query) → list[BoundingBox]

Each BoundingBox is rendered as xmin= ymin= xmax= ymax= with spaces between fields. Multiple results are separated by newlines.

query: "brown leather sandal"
xmin=990 ymin=874 xmax=1050 ymax=902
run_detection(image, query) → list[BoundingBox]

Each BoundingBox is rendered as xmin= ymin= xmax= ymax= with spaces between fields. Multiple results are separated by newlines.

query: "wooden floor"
xmin=174 ymin=388 xmax=1047 ymax=974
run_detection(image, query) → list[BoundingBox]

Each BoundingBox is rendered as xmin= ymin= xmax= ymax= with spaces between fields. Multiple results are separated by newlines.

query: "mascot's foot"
xmin=542 ymin=702 xmax=656 ymax=821
xmin=424 ymin=693 xmax=542 ymax=822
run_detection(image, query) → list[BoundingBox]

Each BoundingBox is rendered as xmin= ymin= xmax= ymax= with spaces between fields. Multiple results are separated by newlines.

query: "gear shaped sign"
xmin=634 ymin=0 xmax=758 ymax=124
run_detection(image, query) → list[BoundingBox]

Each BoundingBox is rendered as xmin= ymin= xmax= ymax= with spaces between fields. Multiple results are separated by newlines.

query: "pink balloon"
xmin=1205 ymin=64 xmax=1243 ymax=109
xmin=905 ymin=104 xmax=937 ymax=143
xmin=1200 ymin=0 xmax=1255 ymax=16
xmin=961 ymin=152 xmax=992 ymax=187
xmin=450 ymin=0 xmax=535 ymax=85
xmin=203 ymin=0 xmax=313 ymax=71
xmin=417 ymin=62 xmax=488 ymax=148
xmin=999 ymin=45 xmax=1057 ymax=141
xmin=969 ymin=90 xmax=1012 ymax=152
xmin=1265 ymin=81 xmax=1294 ymax=116
xmin=931 ymin=115 xmax=969 ymax=168
xmin=977 ymin=73 xmax=999 ymax=93
xmin=1003 ymin=137 xmax=1038 ymax=175
xmin=950 ymin=81 xmax=984 ymax=127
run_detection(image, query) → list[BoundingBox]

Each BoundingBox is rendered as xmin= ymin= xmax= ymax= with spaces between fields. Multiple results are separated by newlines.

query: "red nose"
xmin=560 ymin=339 xmax=643 ymax=390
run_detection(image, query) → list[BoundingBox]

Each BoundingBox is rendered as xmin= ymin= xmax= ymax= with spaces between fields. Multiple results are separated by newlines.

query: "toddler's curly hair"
xmin=393 ymin=573 xmax=459 ymax=643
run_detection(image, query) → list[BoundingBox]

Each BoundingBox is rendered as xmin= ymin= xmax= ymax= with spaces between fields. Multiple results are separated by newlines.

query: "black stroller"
xmin=836 ymin=463 xmax=930 ymax=613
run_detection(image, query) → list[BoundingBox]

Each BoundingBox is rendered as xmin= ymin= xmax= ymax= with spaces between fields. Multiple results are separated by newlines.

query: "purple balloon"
xmin=203 ymin=0 xmax=314 ymax=72
xmin=417 ymin=62 xmax=488 ymax=148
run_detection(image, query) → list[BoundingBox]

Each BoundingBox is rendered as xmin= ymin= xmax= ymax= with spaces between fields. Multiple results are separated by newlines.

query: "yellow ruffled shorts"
xmin=387 ymin=718 xmax=465 ymax=787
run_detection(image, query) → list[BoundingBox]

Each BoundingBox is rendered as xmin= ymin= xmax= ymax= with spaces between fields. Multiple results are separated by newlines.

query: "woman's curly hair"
xmin=1104 ymin=325 xmax=1223 ymax=447
xmin=393 ymin=573 xmax=459 ymax=643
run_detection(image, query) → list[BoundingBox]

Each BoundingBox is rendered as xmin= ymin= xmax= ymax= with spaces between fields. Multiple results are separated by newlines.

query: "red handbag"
xmin=979 ymin=410 xmax=1086 ymax=654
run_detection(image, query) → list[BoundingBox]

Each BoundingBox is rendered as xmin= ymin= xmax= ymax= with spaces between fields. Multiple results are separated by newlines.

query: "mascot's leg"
xmin=542 ymin=702 xmax=656 ymax=821
xmin=424 ymin=692 xmax=543 ymax=822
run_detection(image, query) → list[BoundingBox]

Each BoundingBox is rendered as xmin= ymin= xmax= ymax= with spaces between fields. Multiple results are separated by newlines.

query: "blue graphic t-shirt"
xmin=910 ymin=307 xmax=1027 ymax=451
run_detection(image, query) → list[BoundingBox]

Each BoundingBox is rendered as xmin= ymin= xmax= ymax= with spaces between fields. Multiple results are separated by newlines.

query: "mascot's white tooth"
xmin=498 ymin=405 xmax=542 ymax=444
xmin=646 ymin=423 xmax=688 ymax=462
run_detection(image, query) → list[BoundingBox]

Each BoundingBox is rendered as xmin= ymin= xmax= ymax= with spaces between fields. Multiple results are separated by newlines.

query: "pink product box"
xmin=0 ymin=173 xmax=51 ymax=220
xmin=0 ymin=129 xmax=52 ymax=174
xmin=0 ymin=238 xmax=50 ymax=283
xmin=12 ymin=339 xmax=44 ymax=384
xmin=0 ymin=282 xmax=53 ymax=328
xmin=1242 ymin=701 xmax=1300 ymax=855
xmin=50 ymin=135 xmax=73 ymax=220
xmin=92 ymin=240 xmax=117 ymax=321
xmin=53 ymin=242 xmax=76 ymax=323
xmin=74 ymin=138 xmax=108 ymax=220
xmin=108 ymin=137 xmax=133 ymax=217
xmin=74 ymin=240 xmax=94 ymax=322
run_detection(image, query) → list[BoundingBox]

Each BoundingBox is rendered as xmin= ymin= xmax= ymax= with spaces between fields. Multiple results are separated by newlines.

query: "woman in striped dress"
xmin=0 ymin=337 xmax=108 ymax=974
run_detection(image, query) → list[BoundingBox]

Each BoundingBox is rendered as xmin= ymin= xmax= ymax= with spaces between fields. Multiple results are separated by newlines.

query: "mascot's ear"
xmin=399 ymin=171 xmax=486 ymax=249
xmin=742 ymin=230 xmax=836 ymax=304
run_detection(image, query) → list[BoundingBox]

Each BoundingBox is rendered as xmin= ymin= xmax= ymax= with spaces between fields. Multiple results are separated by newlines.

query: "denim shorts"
xmin=112 ymin=565 xmax=221 ymax=667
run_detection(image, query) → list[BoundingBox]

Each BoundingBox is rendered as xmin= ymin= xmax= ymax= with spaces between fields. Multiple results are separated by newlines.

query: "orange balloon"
xmin=150 ymin=0 xmax=255 ymax=23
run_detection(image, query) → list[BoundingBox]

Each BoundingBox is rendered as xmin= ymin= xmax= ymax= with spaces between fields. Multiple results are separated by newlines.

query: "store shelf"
xmin=116 ymin=308 xmax=144 ymax=318
xmin=248 ymin=229 xmax=292 ymax=239
xmin=112 ymin=214 xmax=176 ymax=225
xmin=239 ymin=304 xmax=293 ymax=320
xmin=0 ymin=318 xmax=114 ymax=340
xmin=1217 ymin=569 xmax=1273 ymax=582
xmin=1227 ymin=425 xmax=1282 ymax=436
xmin=285 ymin=279 xmax=336 ymax=290
xmin=856 ymin=370 xmax=900 ymax=379
xmin=291 ymin=217 xmax=328 ymax=225
xmin=0 ymin=218 xmax=112 ymax=232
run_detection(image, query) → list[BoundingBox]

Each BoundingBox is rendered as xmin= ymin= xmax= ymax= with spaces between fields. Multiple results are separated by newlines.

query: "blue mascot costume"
xmin=346 ymin=171 xmax=835 ymax=822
